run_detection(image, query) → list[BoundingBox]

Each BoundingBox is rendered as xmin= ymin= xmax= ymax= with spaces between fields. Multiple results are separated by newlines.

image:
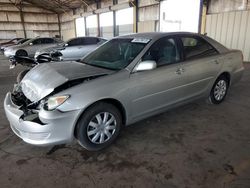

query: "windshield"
xmin=17 ymin=38 xmax=30 ymax=44
xmin=81 ymin=38 xmax=149 ymax=70
xmin=22 ymin=38 xmax=35 ymax=45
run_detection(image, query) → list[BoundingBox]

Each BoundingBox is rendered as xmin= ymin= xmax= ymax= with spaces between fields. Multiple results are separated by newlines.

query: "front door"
xmin=129 ymin=37 xmax=190 ymax=120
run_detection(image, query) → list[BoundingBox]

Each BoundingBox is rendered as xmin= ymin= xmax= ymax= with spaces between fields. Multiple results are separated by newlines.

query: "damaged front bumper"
xmin=4 ymin=92 xmax=80 ymax=146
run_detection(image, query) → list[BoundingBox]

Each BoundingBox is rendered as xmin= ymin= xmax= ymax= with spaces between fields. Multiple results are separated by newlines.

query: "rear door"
xmin=78 ymin=37 xmax=101 ymax=58
xmin=62 ymin=38 xmax=100 ymax=60
xmin=61 ymin=38 xmax=83 ymax=60
xmin=178 ymin=35 xmax=223 ymax=98
xmin=27 ymin=38 xmax=44 ymax=56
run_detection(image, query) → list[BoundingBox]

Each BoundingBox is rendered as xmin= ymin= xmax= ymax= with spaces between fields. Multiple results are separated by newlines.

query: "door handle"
xmin=175 ymin=68 xmax=185 ymax=75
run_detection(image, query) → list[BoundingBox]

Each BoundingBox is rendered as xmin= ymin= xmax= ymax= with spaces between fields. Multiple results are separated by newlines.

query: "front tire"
xmin=76 ymin=102 xmax=122 ymax=151
xmin=209 ymin=75 xmax=229 ymax=104
xmin=17 ymin=69 xmax=29 ymax=83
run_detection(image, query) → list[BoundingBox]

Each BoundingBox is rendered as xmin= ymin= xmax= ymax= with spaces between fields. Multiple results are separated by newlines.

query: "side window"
xmin=67 ymin=38 xmax=81 ymax=46
xmin=44 ymin=38 xmax=55 ymax=44
xmin=40 ymin=38 xmax=54 ymax=44
xmin=181 ymin=37 xmax=218 ymax=60
xmin=32 ymin=39 xmax=42 ymax=45
xmin=40 ymin=38 xmax=47 ymax=44
xmin=82 ymin=38 xmax=99 ymax=45
xmin=142 ymin=37 xmax=180 ymax=67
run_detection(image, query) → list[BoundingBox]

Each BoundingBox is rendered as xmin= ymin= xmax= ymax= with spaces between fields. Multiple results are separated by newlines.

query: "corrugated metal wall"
xmin=206 ymin=10 xmax=250 ymax=61
xmin=138 ymin=1 xmax=159 ymax=32
xmin=0 ymin=0 xmax=60 ymax=41
xmin=60 ymin=11 xmax=76 ymax=41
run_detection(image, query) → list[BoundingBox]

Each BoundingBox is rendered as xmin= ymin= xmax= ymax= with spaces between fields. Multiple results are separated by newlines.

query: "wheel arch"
xmin=73 ymin=98 xmax=127 ymax=137
xmin=218 ymin=71 xmax=231 ymax=85
xmin=16 ymin=49 xmax=28 ymax=56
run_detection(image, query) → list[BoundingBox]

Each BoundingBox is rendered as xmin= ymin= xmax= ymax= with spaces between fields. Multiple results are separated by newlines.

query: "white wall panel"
xmin=206 ymin=10 xmax=250 ymax=61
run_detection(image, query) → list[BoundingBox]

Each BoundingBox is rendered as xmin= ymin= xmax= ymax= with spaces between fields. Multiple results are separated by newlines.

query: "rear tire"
xmin=76 ymin=102 xmax=122 ymax=151
xmin=17 ymin=69 xmax=29 ymax=83
xmin=209 ymin=75 xmax=229 ymax=104
xmin=16 ymin=50 xmax=28 ymax=57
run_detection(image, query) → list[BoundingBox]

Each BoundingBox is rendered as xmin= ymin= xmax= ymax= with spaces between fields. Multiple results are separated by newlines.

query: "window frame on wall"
xmin=159 ymin=0 xmax=201 ymax=33
xmin=86 ymin=14 xmax=98 ymax=36
xmin=75 ymin=17 xmax=86 ymax=37
xmin=115 ymin=7 xmax=134 ymax=36
xmin=116 ymin=7 xmax=134 ymax=26
xmin=99 ymin=11 xmax=114 ymax=38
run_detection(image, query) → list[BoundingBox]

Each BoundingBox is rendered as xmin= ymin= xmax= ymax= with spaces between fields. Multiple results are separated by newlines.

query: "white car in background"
xmin=4 ymin=37 xmax=63 ymax=58
xmin=35 ymin=37 xmax=107 ymax=61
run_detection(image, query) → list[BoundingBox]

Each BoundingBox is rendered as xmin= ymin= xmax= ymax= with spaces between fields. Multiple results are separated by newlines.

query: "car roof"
xmin=117 ymin=32 xmax=202 ymax=40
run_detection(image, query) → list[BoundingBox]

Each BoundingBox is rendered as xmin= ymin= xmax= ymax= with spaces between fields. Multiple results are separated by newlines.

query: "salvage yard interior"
xmin=0 ymin=0 xmax=250 ymax=188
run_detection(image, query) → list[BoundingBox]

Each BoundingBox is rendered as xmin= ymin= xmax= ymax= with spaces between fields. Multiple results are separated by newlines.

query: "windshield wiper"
xmin=80 ymin=61 xmax=119 ymax=71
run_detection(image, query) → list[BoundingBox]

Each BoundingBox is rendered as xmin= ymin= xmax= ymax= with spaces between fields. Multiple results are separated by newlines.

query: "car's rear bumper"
xmin=4 ymin=92 xmax=80 ymax=146
xmin=231 ymin=66 xmax=244 ymax=85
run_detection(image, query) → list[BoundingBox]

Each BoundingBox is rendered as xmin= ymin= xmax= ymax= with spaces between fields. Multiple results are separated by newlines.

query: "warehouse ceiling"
xmin=13 ymin=0 xmax=99 ymax=13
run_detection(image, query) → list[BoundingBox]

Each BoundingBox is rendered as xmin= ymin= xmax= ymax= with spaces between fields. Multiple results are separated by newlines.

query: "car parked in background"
xmin=4 ymin=37 xmax=63 ymax=58
xmin=35 ymin=37 xmax=107 ymax=61
xmin=0 ymin=38 xmax=23 ymax=50
xmin=4 ymin=32 xmax=244 ymax=151
xmin=1 ymin=38 xmax=30 ymax=51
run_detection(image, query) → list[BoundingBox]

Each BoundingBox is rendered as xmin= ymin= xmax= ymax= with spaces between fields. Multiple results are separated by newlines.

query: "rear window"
xmin=82 ymin=38 xmax=100 ymax=45
xmin=68 ymin=38 xmax=82 ymax=46
xmin=181 ymin=37 xmax=218 ymax=60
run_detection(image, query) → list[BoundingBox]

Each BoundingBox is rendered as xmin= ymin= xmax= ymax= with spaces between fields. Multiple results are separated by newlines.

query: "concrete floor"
xmin=0 ymin=54 xmax=249 ymax=188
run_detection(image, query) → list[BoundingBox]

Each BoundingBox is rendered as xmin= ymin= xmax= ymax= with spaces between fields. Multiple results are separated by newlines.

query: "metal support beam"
xmin=20 ymin=8 xmax=27 ymax=38
xmin=113 ymin=11 xmax=117 ymax=36
xmin=84 ymin=16 xmax=88 ymax=36
xmin=97 ymin=14 xmax=100 ymax=37
xmin=57 ymin=14 xmax=62 ymax=38
xmin=133 ymin=0 xmax=139 ymax=33
xmin=96 ymin=0 xmax=101 ymax=37
xmin=198 ymin=0 xmax=204 ymax=33
xmin=113 ymin=0 xmax=117 ymax=36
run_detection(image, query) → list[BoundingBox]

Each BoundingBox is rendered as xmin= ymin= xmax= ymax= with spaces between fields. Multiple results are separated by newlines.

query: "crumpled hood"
xmin=21 ymin=61 xmax=114 ymax=102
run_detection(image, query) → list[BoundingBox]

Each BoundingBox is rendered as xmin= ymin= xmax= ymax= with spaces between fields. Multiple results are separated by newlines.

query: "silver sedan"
xmin=4 ymin=37 xmax=63 ymax=58
xmin=4 ymin=32 xmax=244 ymax=151
xmin=34 ymin=37 xmax=107 ymax=61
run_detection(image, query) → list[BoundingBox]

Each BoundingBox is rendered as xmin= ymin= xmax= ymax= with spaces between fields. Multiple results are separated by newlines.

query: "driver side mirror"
xmin=134 ymin=60 xmax=157 ymax=72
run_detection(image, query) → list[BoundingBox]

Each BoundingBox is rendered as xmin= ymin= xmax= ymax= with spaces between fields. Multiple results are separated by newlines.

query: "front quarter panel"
xmin=55 ymin=70 xmax=132 ymax=122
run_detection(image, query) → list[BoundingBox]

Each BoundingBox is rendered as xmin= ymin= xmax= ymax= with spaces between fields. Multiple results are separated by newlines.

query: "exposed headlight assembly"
xmin=45 ymin=95 xmax=69 ymax=111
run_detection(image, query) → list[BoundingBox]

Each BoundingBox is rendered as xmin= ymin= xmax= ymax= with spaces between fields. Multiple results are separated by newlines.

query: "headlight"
xmin=45 ymin=95 xmax=69 ymax=110
xmin=34 ymin=52 xmax=40 ymax=58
